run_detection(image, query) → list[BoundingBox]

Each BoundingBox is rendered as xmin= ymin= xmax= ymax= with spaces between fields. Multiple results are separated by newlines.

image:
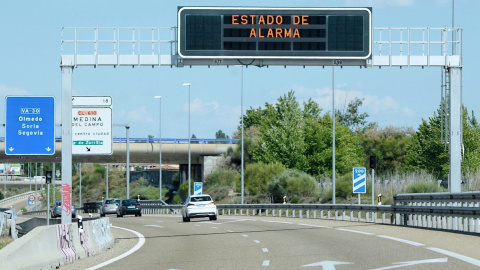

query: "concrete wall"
xmin=0 ymin=218 xmax=114 ymax=270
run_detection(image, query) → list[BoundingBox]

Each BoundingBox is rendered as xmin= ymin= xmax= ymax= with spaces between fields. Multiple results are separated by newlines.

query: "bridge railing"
xmin=0 ymin=137 xmax=239 ymax=144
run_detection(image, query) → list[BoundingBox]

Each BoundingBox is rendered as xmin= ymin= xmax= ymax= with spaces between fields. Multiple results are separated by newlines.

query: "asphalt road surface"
xmin=56 ymin=214 xmax=480 ymax=270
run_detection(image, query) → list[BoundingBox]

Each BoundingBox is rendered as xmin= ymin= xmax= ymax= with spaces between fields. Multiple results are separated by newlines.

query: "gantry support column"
xmin=449 ymin=67 xmax=462 ymax=193
xmin=61 ymin=66 xmax=73 ymax=224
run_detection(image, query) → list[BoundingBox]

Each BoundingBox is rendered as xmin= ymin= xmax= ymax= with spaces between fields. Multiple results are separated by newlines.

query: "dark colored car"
xmin=116 ymin=199 xmax=142 ymax=217
xmin=51 ymin=200 xmax=76 ymax=218
xmin=100 ymin=198 xmax=120 ymax=217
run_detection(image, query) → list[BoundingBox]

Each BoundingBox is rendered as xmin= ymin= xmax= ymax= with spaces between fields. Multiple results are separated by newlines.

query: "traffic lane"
xmin=336 ymin=220 xmax=480 ymax=263
xmin=58 ymin=223 xmax=139 ymax=270
xmin=188 ymin=216 xmax=479 ymax=269
xmin=100 ymin=215 xmax=269 ymax=270
xmin=59 ymin=214 xmax=480 ymax=269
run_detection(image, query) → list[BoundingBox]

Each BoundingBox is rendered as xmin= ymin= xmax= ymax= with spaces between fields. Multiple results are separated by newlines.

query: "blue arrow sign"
xmin=353 ymin=167 xmax=366 ymax=194
xmin=194 ymin=182 xmax=203 ymax=195
xmin=5 ymin=96 xmax=55 ymax=155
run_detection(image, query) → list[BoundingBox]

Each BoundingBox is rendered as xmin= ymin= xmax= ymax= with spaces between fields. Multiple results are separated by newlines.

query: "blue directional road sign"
xmin=353 ymin=167 xmax=366 ymax=193
xmin=5 ymin=96 xmax=55 ymax=155
xmin=194 ymin=182 xmax=203 ymax=195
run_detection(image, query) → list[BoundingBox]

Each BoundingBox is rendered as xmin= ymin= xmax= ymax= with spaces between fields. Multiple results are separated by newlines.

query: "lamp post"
xmin=154 ymin=95 xmax=163 ymax=201
xmin=240 ymin=66 xmax=245 ymax=204
xmin=332 ymin=67 xmax=336 ymax=205
xmin=182 ymin=83 xmax=191 ymax=196
xmin=126 ymin=125 xmax=130 ymax=199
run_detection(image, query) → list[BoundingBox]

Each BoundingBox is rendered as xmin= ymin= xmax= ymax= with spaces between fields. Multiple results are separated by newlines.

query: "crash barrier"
xmin=0 ymin=209 xmax=18 ymax=239
xmin=0 ymin=217 xmax=113 ymax=270
xmin=139 ymin=192 xmax=480 ymax=234
xmin=0 ymin=191 xmax=38 ymax=206
xmin=83 ymin=202 xmax=101 ymax=213
xmin=392 ymin=191 xmax=480 ymax=232
xmin=24 ymin=192 xmax=480 ymax=234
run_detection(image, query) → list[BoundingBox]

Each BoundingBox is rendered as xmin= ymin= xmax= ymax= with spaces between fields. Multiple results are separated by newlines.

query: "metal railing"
xmin=0 ymin=137 xmax=239 ymax=144
xmin=23 ymin=192 xmax=480 ymax=234
xmin=0 ymin=191 xmax=37 ymax=207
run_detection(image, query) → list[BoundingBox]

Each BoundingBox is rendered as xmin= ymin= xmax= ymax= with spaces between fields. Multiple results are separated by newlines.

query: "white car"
xmin=182 ymin=194 xmax=217 ymax=222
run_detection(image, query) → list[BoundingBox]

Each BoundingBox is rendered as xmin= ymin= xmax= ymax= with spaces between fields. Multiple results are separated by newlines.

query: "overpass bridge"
xmin=0 ymin=138 xmax=237 ymax=164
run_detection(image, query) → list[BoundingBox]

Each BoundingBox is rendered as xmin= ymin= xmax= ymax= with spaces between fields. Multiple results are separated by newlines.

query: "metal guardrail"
xmin=394 ymin=192 xmax=480 ymax=204
xmin=23 ymin=193 xmax=480 ymax=234
xmin=0 ymin=191 xmax=37 ymax=206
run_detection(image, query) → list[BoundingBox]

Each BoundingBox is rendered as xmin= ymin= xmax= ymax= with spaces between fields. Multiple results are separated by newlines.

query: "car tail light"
xmin=137 ymin=205 xmax=142 ymax=208
xmin=208 ymin=202 xmax=216 ymax=205
xmin=187 ymin=203 xmax=195 ymax=207
xmin=122 ymin=206 xmax=126 ymax=209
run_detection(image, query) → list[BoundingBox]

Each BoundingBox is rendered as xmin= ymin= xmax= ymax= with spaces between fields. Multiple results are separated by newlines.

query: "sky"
xmin=0 ymin=0 xmax=478 ymax=139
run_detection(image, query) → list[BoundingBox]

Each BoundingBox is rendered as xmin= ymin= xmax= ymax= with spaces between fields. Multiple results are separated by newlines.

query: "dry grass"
xmin=0 ymin=236 xmax=13 ymax=250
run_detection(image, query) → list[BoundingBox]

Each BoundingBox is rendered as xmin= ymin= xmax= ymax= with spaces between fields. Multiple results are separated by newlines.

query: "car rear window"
xmin=122 ymin=200 xmax=138 ymax=205
xmin=106 ymin=199 xmax=117 ymax=204
xmin=191 ymin=196 xmax=212 ymax=202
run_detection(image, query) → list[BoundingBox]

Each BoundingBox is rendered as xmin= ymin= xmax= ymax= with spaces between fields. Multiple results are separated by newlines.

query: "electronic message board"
xmin=178 ymin=7 xmax=371 ymax=59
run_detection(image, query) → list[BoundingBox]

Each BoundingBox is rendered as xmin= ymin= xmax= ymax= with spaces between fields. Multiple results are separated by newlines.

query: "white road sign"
xmin=72 ymin=107 xmax=112 ymax=154
xmin=72 ymin=96 xmax=112 ymax=107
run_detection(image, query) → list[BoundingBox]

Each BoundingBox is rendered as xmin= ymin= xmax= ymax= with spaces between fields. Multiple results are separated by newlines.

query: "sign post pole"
xmin=353 ymin=167 xmax=366 ymax=205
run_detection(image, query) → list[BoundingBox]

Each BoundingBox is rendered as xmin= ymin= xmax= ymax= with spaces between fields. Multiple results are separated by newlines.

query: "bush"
xmin=267 ymin=169 xmax=319 ymax=203
xmin=405 ymin=180 xmax=441 ymax=193
xmin=244 ymin=162 xmax=286 ymax=196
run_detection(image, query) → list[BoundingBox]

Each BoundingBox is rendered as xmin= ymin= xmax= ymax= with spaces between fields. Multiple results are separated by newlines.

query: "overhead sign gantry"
xmin=59 ymin=7 xmax=463 ymax=224
xmin=178 ymin=7 xmax=371 ymax=60
xmin=177 ymin=7 xmax=371 ymax=67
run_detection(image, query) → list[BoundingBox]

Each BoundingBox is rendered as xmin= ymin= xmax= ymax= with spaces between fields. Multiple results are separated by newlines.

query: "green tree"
xmin=215 ymin=129 xmax=229 ymax=139
xmin=254 ymin=90 xmax=308 ymax=171
xmin=244 ymin=162 xmax=286 ymax=196
xmin=303 ymin=114 xmax=363 ymax=176
xmin=336 ymin=97 xmax=371 ymax=131
xmin=360 ymin=126 xmax=415 ymax=173
xmin=405 ymin=105 xmax=480 ymax=178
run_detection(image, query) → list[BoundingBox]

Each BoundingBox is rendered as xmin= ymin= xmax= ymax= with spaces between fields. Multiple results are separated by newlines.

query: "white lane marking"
xmin=262 ymin=260 xmax=270 ymax=266
xmin=254 ymin=240 xmax=260 ymax=244
xmin=377 ymin=235 xmax=424 ymax=246
xmin=370 ymin=258 xmax=448 ymax=270
xmin=302 ymin=260 xmax=353 ymax=268
xmin=262 ymin=248 xmax=269 ymax=252
xmin=211 ymin=227 xmax=218 ymax=229
xmin=427 ymin=247 xmax=480 ymax=267
xmin=336 ymin=228 xmax=375 ymax=235
xmin=144 ymin=225 xmax=163 ymax=228
xmin=85 ymin=226 xmax=145 ymax=270
xmin=227 ymin=230 xmax=235 ymax=233
xmin=242 ymin=234 xmax=248 ymax=237
xmin=220 ymin=218 xmax=254 ymax=224
xmin=262 ymin=220 xmax=293 ymax=224
xmin=298 ymin=223 xmax=330 ymax=228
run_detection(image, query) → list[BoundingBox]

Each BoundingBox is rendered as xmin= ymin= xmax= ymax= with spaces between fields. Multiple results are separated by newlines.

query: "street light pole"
xmin=240 ymin=66 xmax=245 ymax=204
xmin=154 ymin=95 xmax=163 ymax=200
xmin=332 ymin=67 xmax=336 ymax=205
xmin=126 ymin=125 xmax=130 ymax=199
xmin=183 ymin=83 xmax=191 ymax=196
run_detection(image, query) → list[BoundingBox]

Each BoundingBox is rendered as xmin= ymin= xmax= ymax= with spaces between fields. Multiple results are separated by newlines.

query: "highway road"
xmin=56 ymin=214 xmax=480 ymax=270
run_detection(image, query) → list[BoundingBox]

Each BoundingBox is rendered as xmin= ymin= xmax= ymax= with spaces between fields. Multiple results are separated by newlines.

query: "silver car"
xmin=51 ymin=200 xmax=76 ymax=218
xmin=100 ymin=198 xmax=120 ymax=217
